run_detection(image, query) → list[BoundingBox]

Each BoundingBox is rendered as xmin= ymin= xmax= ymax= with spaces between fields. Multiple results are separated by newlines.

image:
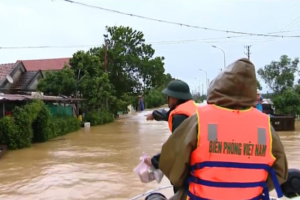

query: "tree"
xmin=81 ymin=73 xmax=113 ymax=110
xmin=37 ymin=66 xmax=76 ymax=96
xmin=273 ymin=87 xmax=300 ymax=115
xmin=140 ymin=57 xmax=165 ymax=94
xmin=257 ymin=55 xmax=299 ymax=94
xmin=86 ymin=26 xmax=166 ymax=109
xmin=144 ymin=73 xmax=175 ymax=108
xmin=37 ymin=26 xmax=170 ymax=115
xmin=257 ymin=79 xmax=262 ymax=90
xmin=102 ymin=26 xmax=165 ymax=97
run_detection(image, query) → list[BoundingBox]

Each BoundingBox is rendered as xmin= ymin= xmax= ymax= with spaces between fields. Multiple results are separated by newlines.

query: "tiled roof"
xmin=0 ymin=63 xmax=17 ymax=84
xmin=10 ymin=71 xmax=39 ymax=90
xmin=19 ymin=58 xmax=70 ymax=71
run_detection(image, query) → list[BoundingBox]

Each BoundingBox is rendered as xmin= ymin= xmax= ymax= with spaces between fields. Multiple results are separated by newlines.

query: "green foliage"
xmin=47 ymin=116 xmax=81 ymax=139
xmin=9 ymin=100 xmax=44 ymax=149
xmin=145 ymin=73 xmax=175 ymax=108
xmin=84 ymin=110 xmax=114 ymax=126
xmin=102 ymin=26 xmax=165 ymax=94
xmin=257 ymin=55 xmax=299 ymax=94
xmin=82 ymin=73 xmax=113 ymax=110
xmin=273 ymin=87 xmax=300 ymax=115
xmin=37 ymin=66 xmax=76 ymax=96
xmin=145 ymin=88 xmax=167 ymax=108
xmin=37 ymin=26 xmax=172 ymax=117
xmin=257 ymin=80 xmax=262 ymax=90
xmin=258 ymin=55 xmax=300 ymax=115
xmin=0 ymin=100 xmax=81 ymax=149
xmin=32 ymin=104 xmax=51 ymax=142
xmin=0 ymin=116 xmax=19 ymax=149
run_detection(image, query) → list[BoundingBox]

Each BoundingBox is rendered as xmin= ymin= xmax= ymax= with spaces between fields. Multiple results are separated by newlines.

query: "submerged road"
xmin=0 ymin=111 xmax=299 ymax=200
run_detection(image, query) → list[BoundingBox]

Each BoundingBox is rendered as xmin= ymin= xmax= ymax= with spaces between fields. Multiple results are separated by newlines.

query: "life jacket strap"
xmin=186 ymin=161 xmax=283 ymax=200
xmin=185 ymin=185 xmax=269 ymax=200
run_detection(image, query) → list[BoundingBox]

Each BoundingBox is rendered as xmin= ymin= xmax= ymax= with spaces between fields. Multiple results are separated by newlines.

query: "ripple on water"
xmin=0 ymin=112 xmax=299 ymax=200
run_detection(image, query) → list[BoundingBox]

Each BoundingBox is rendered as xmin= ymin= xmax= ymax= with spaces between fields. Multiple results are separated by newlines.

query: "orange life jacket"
xmin=186 ymin=104 xmax=283 ymax=200
xmin=257 ymin=94 xmax=263 ymax=105
xmin=168 ymin=100 xmax=198 ymax=132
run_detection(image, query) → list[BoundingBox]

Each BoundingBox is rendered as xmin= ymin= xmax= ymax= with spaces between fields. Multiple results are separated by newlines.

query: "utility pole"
xmin=104 ymin=39 xmax=108 ymax=108
xmin=244 ymin=45 xmax=251 ymax=59
xmin=104 ymin=42 xmax=108 ymax=72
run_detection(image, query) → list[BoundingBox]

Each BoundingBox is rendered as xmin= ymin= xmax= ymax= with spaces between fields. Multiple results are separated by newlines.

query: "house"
xmin=0 ymin=58 xmax=70 ymax=93
xmin=0 ymin=58 xmax=84 ymax=118
xmin=0 ymin=62 xmax=44 ymax=93
xmin=19 ymin=57 xmax=70 ymax=76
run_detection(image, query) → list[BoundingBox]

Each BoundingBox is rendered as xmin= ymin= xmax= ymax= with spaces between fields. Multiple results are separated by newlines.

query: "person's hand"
xmin=144 ymin=157 xmax=153 ymax=167
xmin=146 ymin=113 xmax=154 ymax=121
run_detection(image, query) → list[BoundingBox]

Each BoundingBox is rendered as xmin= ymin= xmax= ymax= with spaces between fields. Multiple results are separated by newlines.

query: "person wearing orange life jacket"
xmin=256 ymin=89 xmax=263 ymax=112
xmin=156 ymin=58 xmax=288 ymax=200
xmin=145 ymin=80 xmax=198 ymax=133
xmin=145 ymin=80 xmax=198 ymax=194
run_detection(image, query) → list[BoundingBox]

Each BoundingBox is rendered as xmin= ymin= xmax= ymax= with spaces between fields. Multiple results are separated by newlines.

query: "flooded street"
xmin=0 ymin=111 xmax=299 ymax=200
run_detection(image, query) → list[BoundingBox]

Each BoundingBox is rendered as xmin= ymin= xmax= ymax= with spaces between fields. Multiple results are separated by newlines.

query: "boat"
xmin=130 ymin=168 xmax=300 ymax=200
xmin=262 ymin=99 xmax=295 ymax=131
xmin=129 ymin=185 xmax=286 ymax=200
xmin=0 ymin=144 xmax=7 ymax=159
xmin=129 ymin=185 xmax=172 ymax=200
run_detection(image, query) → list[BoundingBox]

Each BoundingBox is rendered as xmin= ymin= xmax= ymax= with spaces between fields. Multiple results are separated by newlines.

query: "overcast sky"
xmin=0 ymin=0 xmax=299 ymax=93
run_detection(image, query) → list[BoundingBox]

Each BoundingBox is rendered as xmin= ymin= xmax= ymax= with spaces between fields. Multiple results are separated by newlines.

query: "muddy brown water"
xmin=0 ymin=111 xmax=299 ymax=200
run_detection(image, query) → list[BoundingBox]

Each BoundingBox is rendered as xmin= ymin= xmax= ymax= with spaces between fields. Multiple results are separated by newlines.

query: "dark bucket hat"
xmin=162 ymin=80 xmax=193 ymax=100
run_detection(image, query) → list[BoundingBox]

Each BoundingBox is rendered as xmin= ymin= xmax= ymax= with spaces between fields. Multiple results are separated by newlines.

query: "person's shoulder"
xmin=173 ymin=114 xmax=188 ymax=118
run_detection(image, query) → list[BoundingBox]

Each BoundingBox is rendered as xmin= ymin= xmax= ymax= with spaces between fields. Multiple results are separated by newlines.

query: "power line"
xmin=280 ymin=14 xmax=300 ymax=33
xmin=4 ymin=30 xmax=298 ymax=50
xmin=253 ymin=3 xmax=300 ymax=50
xmin=58 ymin=0 xmax=300 ymax=38
xmin=3 ymin=29 xmax=299 ymax=50
xmin=268 ymin=2 xmax=300 ymax=29
xmin=3 ymin=29 xmax=298 ymax=50
xmin=0 ymin=35 xmax=288 ymax=50
xmin=0 ymin=45 xmax=102 ymax=49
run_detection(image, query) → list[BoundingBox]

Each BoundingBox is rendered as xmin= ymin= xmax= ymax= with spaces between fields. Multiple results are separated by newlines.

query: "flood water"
xmin=0 ymin=111 xmax=299 ymax=200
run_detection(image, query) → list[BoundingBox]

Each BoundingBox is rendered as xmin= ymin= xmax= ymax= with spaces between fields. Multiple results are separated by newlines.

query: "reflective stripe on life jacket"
xmin=186 ymin=104 xmax=283 ymax=200
xmin=257 ymin=94 xmax=262 ymax=105
xmin=168 ymin=100 xmax=198 ymax=132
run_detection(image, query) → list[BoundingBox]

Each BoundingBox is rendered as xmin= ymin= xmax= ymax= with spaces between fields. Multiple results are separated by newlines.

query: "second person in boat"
xmin=145 ymin=79 xmax=198 ymax=193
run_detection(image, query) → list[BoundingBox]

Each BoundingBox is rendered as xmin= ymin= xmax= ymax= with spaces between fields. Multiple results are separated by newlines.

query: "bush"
xmin=145 ymin=88 xmax=167 ymax=108
xmin=6 ymin=100 xmax=44 ymax=149
xmin=84 ymin=109 xmax=114 ymax=126
xmin=0 ymin=100 xmax=81 ymax=149
xmin=0 ymin=116 xmax=20 ymax=149
xmin=47 ymin=116 xmax=81 ymax=139
xmin=32 ymin=104 xmax=51 ymax=143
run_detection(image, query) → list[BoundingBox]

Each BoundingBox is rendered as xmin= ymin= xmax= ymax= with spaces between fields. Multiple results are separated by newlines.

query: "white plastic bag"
xmin=133 ymin=152 xmax=164 ymax=183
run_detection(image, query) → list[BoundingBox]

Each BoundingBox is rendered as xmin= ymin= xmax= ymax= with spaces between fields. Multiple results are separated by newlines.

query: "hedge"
xmin=0 ymin=100 xmax=81 ymax=150
xmin=84 ymin=109 xmax=114 ymax=126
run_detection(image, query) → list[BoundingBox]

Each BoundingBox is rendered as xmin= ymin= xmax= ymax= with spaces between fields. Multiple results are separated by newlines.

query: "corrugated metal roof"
xmin=262 ymin=98 xmax=273 ymax=104
xmin=0 ymin=94 xmax=84 ymax=101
